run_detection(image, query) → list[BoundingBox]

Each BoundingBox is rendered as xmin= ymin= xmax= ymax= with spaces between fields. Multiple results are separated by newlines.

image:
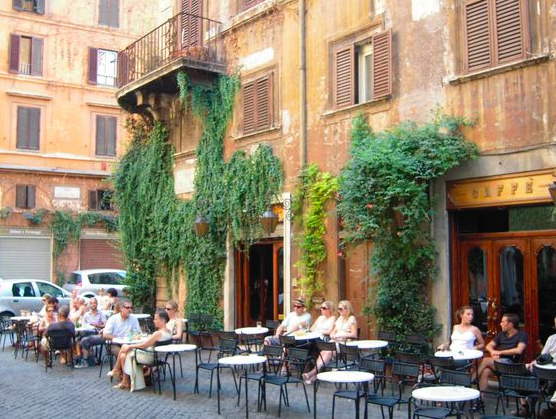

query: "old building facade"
xmin=117 ymin=0 xmax=555 ymax=352
xmin=0 ymin=0 xmax=158 ymax=281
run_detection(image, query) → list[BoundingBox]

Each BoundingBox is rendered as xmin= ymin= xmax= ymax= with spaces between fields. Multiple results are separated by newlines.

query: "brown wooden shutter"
xmin=16 ymin=185 xmax=27 ymax=208
xmin=463 ymin=0 xmax=492 ymax=72
xmin=30 ymin=37 xmax=43 ymax=76
xmin=256 ymin=76 xmax=271 ymax=131
xmin=109 ymin=0 xmax=119 ymax=28
xmin=89 ymin=191 xmax=98 ymax=210
xmin=96 ymin=115 xmax=106 ymax=155
xmin=372 ymin=29 xmax=392 ymax=99
xmin=106 ymin=116 xmax=117 ymax=156
xmin=12 ymin=0 xmax=23 ymax=11
xmin=28 ymin=107 xmax=40 ymax=150
xmin=333 ymin=44 xmax=355 ymax=108
xmin=243 ymin=82 xmax=256 ymax=134
xmin=27 ymin=185 xmax=36 ymax=209
xmin=99 ymin=0 xmax=109 ymax=26
xmin=181 ymin=0 xmax=203 ymax=48
xmin=9 ymin=34 xmax=20 ymax=73
xmin=88 ymin=48 xmax=98 ymax=84
xmin=36 ymin=0 xmax=45 ymax=14
xmin=16 ymin=107 xmax=28 ymax=148
xmin=493 ymin=0 xmax=526 ymax=64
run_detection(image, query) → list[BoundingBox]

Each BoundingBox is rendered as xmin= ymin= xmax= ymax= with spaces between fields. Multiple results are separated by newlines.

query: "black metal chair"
xmin=315 ymin=339 xmax=338 ymax=372
xmin=260 ymin=347 xmax=311 ymax=417
xmin=533 ymin=365 xmax=556 ymax=417
xmin=495 ymin=374 xmax=540 ymax=417
xmin=360 ymin=358 xmax=388 ymax=393
xmin=45 ymin=329 xmax=75 ymax=371
xmin=0 ymin=318 xmax=16 ymax=351
xmin=366 ymin=361 xmax=421 ymax=419
xmin=13 ymin=320 xmax=38 ymax=361
xmin=194 ymin=337 xmax=238 ymax=398
xmin=427 ymin=356 xmax=456 ymax=383
xmin=266 ymin=319 xmax=281 ymax=336
xmin=337 ymin=343 xmax=360 ymax=370
xmin=134 ymin=339 xmax=173 ymax=395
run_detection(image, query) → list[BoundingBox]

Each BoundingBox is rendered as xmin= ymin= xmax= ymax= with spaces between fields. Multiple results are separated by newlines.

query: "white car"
xmin=63 ymin=269 xmax=126 ymax=298
xmin=0 ymin=279 xmax=72 ymax=319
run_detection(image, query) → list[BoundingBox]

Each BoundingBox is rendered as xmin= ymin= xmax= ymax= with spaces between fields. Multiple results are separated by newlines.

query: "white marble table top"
xmin=412 ymin=386 xmax=480 ymax=402
xmin=155 ymin=343 xmax=197 ymax=353
xmin=434 ymin=349 xmax=484 ymax=360
xmin=533 ymin=361 xmax=556 ymax=370
xmin=235 ymin=327 xmax=269 ymax=335
xmin=112 ymin=336 xmax=148 ymax=345
xmin=218 ymin=355 xmax=267 ymax=366
xmin=291 ymin=331 xmax=322 ymax=341
xmin=317 ymin=371 xmax=374 ymax=384
xmin=133 ymin=313 xmax=151 ymax=319
xmin=10 ymin=316 xmax=32 ymax=321
xmin=75 ymin=324 xmax=97 ymax=332
xmin=347 ymin=340 xmax=389 ymax=349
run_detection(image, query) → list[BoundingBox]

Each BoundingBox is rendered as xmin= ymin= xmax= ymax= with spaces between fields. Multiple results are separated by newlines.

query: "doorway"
xmin=235 ymin=240 xmax=283 ymax=328
xmin=455 ymin=232 xmax=556 ymax=360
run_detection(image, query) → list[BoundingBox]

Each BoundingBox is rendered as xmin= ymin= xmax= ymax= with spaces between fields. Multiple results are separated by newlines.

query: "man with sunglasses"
xmin=264 ymin=298 xmax=311 ymax=345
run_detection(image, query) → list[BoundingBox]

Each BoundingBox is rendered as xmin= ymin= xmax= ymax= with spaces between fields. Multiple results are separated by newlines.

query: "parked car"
xmin=63 ymin=269 xmax=127 ymax=298
xmin=0 ymin=279 xmax=72 ymax=319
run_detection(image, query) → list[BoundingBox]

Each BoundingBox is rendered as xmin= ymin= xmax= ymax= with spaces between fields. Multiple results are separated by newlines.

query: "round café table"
xmin=435 ymin=349 xmax=483 ymax=383
xmin=293 ymin=331 xmax=322 ymax=341
xmin=347 ymin=340 xmax=389 ymax=350
xmin=314 ymin=370 xmax=374 ymax=419
xmin=533 ymin=361 xmax=556 ymax=370
xmin=410 ymin=386 xmax=480 ymax=419
xmin=217 ymin=354 xmax=267 ymax=419
xmin=235 ymin=327 xmax=269 ymax=353
xmin=155 ymin=343 xmax=197 ymax=400
xmin=235 ymin=327 xmax=269 ymax=335
xmin=112 ymin=336 xmax=148 ymax=345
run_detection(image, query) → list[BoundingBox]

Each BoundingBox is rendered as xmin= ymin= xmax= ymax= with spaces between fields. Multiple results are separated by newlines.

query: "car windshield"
xmin=37 ymin=282 xmax=64 ymax=298
xmin=88 ymin=272 xmax=124 ymax=285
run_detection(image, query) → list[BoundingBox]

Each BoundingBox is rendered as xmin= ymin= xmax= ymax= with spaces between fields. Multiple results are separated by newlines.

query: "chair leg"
xmin=209 ymin=370 xmax=214 ymax=398
xmin=302 ymin=383 xmax=310 ymax=412
xmin=332 ymin=394 xmax=336 ymax=419
xmin=194 ymin=366 xmax=199 ymax=393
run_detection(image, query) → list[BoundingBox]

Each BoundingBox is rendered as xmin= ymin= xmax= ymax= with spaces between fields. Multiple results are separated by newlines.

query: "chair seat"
xmin=264 ymin=375 xmax=289 ymax=385
xmin=198 ymin=362 xmax=219 ymax=371
xmin=367 ymin=394 xmax=403 ymax=407
xmin=334 ymin=389 xmax=367 ymax=401
xmin=413 ymin=406 xmax=453 ymax=419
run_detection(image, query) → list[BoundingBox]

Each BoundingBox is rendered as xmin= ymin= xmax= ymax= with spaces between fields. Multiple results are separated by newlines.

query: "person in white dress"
xmin=165 ymin=300 xmax=183 ymax=342
xmin=437 ymin=305 xmax=485 ymax=352
xmin=310 ymin=300 xmax=336 ymax=336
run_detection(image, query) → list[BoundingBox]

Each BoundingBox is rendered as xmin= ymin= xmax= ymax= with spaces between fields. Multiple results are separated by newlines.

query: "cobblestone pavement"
xmin=0 ymin=347 xmax=501 ymax=419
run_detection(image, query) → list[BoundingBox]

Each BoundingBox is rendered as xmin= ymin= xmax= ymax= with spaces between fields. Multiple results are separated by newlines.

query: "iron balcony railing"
xmin=117 ymin=12 xmax=223 ymax=88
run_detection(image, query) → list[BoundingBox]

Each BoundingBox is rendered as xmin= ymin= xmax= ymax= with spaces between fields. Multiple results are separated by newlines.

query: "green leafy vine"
xmin=337 ymin=111 xmax=478 ymax=339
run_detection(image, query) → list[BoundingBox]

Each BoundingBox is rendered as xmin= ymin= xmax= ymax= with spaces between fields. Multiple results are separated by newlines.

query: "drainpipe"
xmin=300 ymin=0 xmax=307 ymax=168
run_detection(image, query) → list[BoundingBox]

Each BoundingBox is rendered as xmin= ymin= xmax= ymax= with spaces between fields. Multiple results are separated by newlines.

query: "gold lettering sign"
xmin=447 ymin=170 xmax=555 ymax=209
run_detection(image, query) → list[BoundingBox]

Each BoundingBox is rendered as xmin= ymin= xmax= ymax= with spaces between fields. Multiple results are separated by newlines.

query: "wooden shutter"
xmin=96 ymin=115 xmax=106 ymax=155
xmin=256 ymin=76 xmax=271 ymax=130
xmin=243 ymin=82 xmax=256 ymax=134
xmin=372 ymin=29 xmax=392 ymax=99
xmin=89 ymin=191 xmax=98 ymax=210
xmin=88 ymin=48 xmax=98 ymax=84
xmin=493 ymin=0 xmax=526 ymax=64
xmin=13 ymin=0 xmax=23 ymax=11
xmin=181 ymin=0 xmax=203 ymax=48
xmin=27 ymin=185 xmax=36 ymax=209
xmin=17 ymin=107 xmax=27 ymax=148
xmin=333 ymin=44 xmax=355 ymax=108
xmin=9 ymin=34 xmax=20 ymax=73
xmin=463 ymin=0 xmax=492 ymax=71
xmin=30 ymin=37 xmax=43 ymax=76
xmin=35 ymin=0 xmax=45 ymax=14
xmin=16 ymin=185 xmax=27 ymax=208
xmin=109 ymin=0 xmax=119 ymax=29
xmin=28 ymin=107 xmax=40 ymax=150
xmin=99 ymin=0 xmax=109 ymax=26
xmin=106 ymin=116 xmax=117 ymax=156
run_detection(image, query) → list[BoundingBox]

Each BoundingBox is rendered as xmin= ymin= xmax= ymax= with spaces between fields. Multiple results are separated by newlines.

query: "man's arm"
xmin=495 ymin=342 xmax=526 ymax=357
xmin=102 ymin=317 xmax=115 ymax=340
xmin=131 ymin=317 xmax=141 ymax=333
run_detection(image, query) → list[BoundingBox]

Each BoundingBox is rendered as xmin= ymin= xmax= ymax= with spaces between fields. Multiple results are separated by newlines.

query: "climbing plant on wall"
xmin=292 ymin=164 xmax=338 ymax=306
xmin=112 ymin=72 xmax=283 ymax=319
xmin=337 ymin=112 xmax=478 ymax=338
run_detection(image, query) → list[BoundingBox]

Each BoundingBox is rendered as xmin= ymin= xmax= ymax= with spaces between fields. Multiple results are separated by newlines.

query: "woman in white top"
xmin=165 ymin=300 xmax=183 ymax=342
xmin=437 ymin=305 xmax=484 ymax=352
xmin=310 ymin=300 xmax=336 ymax=336
xmin=303 ymin=300 xmax=358 ymax=384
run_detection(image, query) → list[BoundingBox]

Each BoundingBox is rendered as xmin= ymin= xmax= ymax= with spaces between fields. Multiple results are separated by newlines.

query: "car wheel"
xmin=0 ymin=311 xmax=15 ymax=322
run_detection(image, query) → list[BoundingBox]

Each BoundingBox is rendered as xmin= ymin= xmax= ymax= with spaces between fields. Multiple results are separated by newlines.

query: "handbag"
xmin=536 ymin=353 xmax=553 ymax=365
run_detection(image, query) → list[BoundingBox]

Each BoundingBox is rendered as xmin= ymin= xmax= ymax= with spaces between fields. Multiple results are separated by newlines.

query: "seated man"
xmin=102 ymin=299 xmax=141 ymax=350
xmin=264 ymin=298 xmax=311 ymax=346
xmin=75 ymin=297 xmax=107 ymax=368
xmin=40 ymin=305 xmax=76 ymax=366
xmin=478 ymin=312 xmax=527 ymax=390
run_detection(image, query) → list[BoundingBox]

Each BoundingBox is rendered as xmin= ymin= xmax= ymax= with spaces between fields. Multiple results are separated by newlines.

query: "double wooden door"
xmin=456 ymin=232 xmax=556 ymax=360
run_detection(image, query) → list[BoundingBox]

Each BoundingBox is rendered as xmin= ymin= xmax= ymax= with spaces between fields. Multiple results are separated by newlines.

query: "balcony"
xmin=116 ymin=12 xmax=226 ymax=115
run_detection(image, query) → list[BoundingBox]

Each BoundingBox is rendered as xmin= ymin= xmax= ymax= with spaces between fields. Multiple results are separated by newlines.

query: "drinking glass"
xmin=256 ymin=321 xmax=262 ymax=329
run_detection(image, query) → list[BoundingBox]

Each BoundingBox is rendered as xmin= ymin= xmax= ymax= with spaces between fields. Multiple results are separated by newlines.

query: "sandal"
xmin=113 ymin=383 xmax=130 ymax=390
xmin=107 ymin=370 xmax=122 ymax=379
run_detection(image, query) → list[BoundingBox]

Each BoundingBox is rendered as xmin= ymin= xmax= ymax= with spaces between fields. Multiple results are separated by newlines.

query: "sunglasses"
xmin=165 ymin=307 xmax=173 ymax=311
xmin=320 ymin=306 xmax=329 ymax=310
xmin=294 ymin=305 xmax=303 ymax=308
xmin=338 ymin=307 xmax=346 ymax=311
xmin=123 ymin=306 xmax=133 ymax=310
xmin=47 ymin=309 xmax=54 ymax=312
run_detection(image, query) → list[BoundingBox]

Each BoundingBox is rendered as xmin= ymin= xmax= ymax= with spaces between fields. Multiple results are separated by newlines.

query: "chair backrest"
xmin=47 ymin=329 xmax=74 ymax=350
xmin=266 ymin=319 xmax=280 ymax=331
xmin=279 ymin=334 xmax=295 ymax=347
xmin=316 ymin=340 xmax=336 ymax=352
xmin=392 ymin=361 xmax=420 ymax=380
xmin=219 ymin=331 xmax=237 ymax=340
xmin=263 ymin=344 xmax=284 ymax=373
xmin=200 ymin=314 xmax=214 ymax=330
xmin=338 ymin=343 xmax=360 ymax=364
xmin=359 ymin=358 xmax=386 ymax=374
xmin=378 ymin=330 xmax=396 ymax=342
xmin=404 ymin=333 xmax=426 ymax=346
xmin=440 ymin=369 xmax=472 ymax=387
xmin=219 ymin=337 xmax=237 ymax=356
xmin=494 ymin=360 xmax=529 ymax=376
xmin=396 ymin=351 xmax=423 ymax=365
xmin=499 ymin=374 xmax=540 ymax=394
xmin=286 ymin=347 xmax=309 ymax=377
xmin=188 ymin=313 xmax=201 ymax=328
xmin=428 ymin=356 xmax=455 ymax=369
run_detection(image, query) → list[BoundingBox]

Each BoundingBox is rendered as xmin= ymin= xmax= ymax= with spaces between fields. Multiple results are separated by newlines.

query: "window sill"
xmin=446 ymin=54 xmax=553 ymax=85
xmin=323 ymin=97 xmax=391 ymax=118
xmin=233 ymin=125 xmax=281 ymax=141
xmin=6 ymin=90 xmax=52 ymax=101
xmin=220 ymin=0 xmax=278 ymax=34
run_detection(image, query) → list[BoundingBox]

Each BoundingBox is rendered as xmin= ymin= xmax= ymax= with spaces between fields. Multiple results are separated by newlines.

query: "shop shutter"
xmin=0 ymin=237 xmax=51 ymax=280
xmin=9 ymin=34 xmax=20 ymax=73
xmin=80 ymin=239 xmax=124 ymax=270
xmin=89 ymin=48 xmax=98 ymax=84
xmin=493 ymin=0 xmax=526 ymax=64
xmin=30 ymin=37 xmax=43 ymax=76
xmin=371 ymin=29 xmax=392 ymax=99
xmin=333 ymin=44 xmax=355 ymax=108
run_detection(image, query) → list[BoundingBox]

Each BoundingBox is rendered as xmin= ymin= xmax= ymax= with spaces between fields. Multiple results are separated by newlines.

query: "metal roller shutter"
xmin=80 ymin=239 xmax=124 ymax=270
xmin=0 ymin=237 xmax=51 ymax=279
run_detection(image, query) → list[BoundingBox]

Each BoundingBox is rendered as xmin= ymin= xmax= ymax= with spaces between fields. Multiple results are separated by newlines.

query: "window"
xmin=16 ymin=185 xmax=36 ymax=209
xmin=99 ymin=0 xmax=119 ymax=28
xmin=89 ymin=190 xmax=114 ymax=211
xmin=242 ymin=0 xmax=265 ymax=11
xmin=11 ymin=281 xmax=35 ymax=297
xmin=332 ymin=30 xmax=392 ymax=109
xmin=12 ymin=0 xmax=45 ymax=14
xmin=9 ymin=34 xmax=43 ymax=76
xmin=95 ymin=115 xmax=117 ymax=156
xmin=88 ymin=48 xmax=118 ymax=87
xmin=66 ymin=273 xmax=80 ymax=285
xmin=462 ymin=0 xmax=529 ymax=73
xmin=36 ymin=282 xmax=64 ymax=298
xmin=242 ymin=74 xmax=272 ymax=135
xmin=16 ymin=106 xmax=40 ymax=150
xmin=89 ymin=272 xmax=123 ymax=285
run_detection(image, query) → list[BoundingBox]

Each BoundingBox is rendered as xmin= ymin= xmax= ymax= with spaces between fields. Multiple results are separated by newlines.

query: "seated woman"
xmin=302 ymin=300 xmax=358 ymax=384
xmin=165 ymin=300 xmax=184 ymax=342
xmin=108 ymin=309 xmax=172 ymax=391
xmin=69 ymin=297 xmax=87 ymax=325
xmin=310 ymin=300 xmax=336 ymax=337
xmin=438 ymin=305 xmax=485 ymax=352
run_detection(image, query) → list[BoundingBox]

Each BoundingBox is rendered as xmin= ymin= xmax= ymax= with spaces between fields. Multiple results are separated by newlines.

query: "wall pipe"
xmin=299 ymin=0 xmax=307 ymax=168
